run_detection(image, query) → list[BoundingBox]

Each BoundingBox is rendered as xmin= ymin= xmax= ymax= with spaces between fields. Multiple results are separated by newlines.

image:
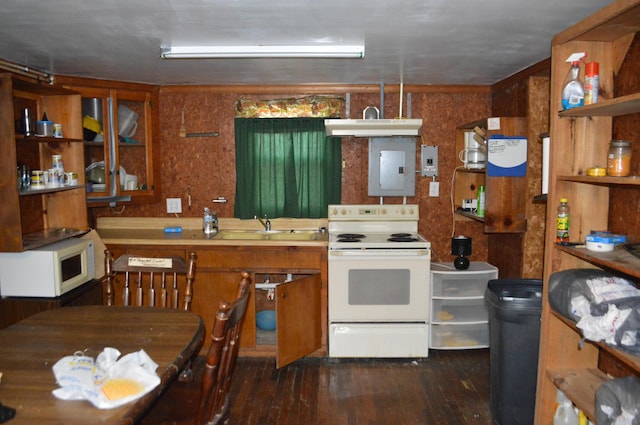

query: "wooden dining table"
xmin=0 ymin=305 xmax=205 ymax=425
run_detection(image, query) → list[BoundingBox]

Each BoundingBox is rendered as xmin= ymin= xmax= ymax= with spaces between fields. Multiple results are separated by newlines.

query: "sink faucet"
xmin=254 ymin=214 xmax=271 ymax=231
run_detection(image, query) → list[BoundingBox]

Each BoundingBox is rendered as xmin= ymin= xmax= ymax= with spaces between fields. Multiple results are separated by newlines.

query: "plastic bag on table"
xmin=52 ymin=347 xmax=160 ymax=409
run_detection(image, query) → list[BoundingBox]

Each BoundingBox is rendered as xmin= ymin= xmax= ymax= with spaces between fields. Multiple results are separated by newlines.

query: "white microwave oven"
xmin=0 ymin=238 xmax=95 ymax=297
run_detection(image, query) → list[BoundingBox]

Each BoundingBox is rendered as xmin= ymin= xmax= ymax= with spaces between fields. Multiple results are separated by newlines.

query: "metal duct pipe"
xmin=0 ymin=58 xmax=54 ymax=84
xmin=379 ymin=82 xmax=384 ymax=119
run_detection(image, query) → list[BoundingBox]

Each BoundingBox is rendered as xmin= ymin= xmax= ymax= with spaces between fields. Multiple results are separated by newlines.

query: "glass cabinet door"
xmin=79 ymin=88 xmax=154 ymax=204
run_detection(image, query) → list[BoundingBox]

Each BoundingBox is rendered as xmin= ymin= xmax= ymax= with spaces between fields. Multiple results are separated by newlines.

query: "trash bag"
xmin=595 ymin=376 xmax=640 ymax=425
xmin=548 ymin=269 xmax=640 ymax=355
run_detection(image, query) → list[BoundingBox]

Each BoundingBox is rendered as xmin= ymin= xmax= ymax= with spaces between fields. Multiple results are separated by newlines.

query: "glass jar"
xmin=607 ymin=140 xmax=632 ymax=176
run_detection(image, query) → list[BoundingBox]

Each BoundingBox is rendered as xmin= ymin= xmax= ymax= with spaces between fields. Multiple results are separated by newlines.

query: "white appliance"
xmin=328 ymin=204 xmax=431 ymax=357
xmin=0 ymin=238 xmax=95 ymax=297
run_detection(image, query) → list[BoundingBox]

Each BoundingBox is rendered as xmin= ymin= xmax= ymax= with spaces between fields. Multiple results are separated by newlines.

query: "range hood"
xmin=324 ymin=118 xmax=423 ymax=137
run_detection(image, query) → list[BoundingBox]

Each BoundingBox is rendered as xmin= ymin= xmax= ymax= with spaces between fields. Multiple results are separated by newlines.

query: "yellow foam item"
xmin=101 ymin=378 xmax=144 ymax=400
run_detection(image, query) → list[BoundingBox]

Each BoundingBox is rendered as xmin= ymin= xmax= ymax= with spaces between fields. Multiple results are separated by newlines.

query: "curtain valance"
xmin=235 ymin=96 xmax=343 ymax=118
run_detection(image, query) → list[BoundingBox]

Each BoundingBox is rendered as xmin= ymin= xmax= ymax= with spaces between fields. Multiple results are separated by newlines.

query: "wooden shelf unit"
xmin=0 ymin=74 xmax=88 ymax=252
xmin=454 ymin=117 xmax=528 ymax=233
xmin=535 ymin=1 xmax=640 ymax=423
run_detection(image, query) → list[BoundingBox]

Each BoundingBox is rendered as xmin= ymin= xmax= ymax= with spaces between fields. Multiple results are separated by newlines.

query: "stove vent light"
xmin=451 ymin=236 xmax=472 ymax=270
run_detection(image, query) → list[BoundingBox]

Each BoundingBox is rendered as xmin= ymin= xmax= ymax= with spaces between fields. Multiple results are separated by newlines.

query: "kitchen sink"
xmin=218 ymin=230 xmax=269 ymax=240
xmin=217 ymin=229 xmax=318 ymax=241
xmin=268 ymin=231 xmax=317 ymax=241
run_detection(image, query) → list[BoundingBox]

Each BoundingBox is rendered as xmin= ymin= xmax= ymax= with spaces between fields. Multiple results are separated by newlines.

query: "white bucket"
xmin=118 ymin=104 xmax=138 ymax=138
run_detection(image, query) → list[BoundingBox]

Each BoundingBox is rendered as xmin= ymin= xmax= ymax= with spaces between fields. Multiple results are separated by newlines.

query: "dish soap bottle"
xmin=561 ymin=52 xmax=586 ymax=110
xmin=476 ymin=185 xmax=485 ymax=218
xmin=556 ymin=198 xmax=570 ymax=243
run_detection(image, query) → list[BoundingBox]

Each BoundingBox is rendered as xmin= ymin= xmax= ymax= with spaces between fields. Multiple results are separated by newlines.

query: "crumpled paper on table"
xmin=52 ymin=347 xmax=160 ymax=409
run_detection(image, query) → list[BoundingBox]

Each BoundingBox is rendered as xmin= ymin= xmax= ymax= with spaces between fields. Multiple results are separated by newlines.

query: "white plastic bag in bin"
xmin=52 ymin=347 xmax=160 ymax=409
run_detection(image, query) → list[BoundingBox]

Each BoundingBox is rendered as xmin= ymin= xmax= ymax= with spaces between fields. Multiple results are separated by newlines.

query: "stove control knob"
xmin=341 ymin=209 xmax=347 ymax=215
xmin=381 ymin=208 xmax=387 ymax=215
xmin=331 ymin=208 xmax=338 ymax=216
xmin=400 ymin=208 xmax=406 ymax=215
xmin=408 ymin=208 xmax=415 ymax=216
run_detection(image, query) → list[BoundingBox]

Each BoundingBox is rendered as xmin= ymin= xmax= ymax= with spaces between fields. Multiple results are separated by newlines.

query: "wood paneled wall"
xmin=91 ymin=85 xmax=493 ymax=264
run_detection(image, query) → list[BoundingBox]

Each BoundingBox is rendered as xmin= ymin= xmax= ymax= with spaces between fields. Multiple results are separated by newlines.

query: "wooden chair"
xmin=140 ymin=271 xmax=252 ymax=425
xmin=196 ymin=271 xmax=252 ymax=425
xmin=103 ymin=249 xmax=197 ymax=310
xmin=103 ymin=249 xmax=198 ymax=381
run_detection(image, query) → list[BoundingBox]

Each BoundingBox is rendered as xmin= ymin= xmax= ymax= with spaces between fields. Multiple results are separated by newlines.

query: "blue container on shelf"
xmin=256 ymin=310 xmax=276 ymax=331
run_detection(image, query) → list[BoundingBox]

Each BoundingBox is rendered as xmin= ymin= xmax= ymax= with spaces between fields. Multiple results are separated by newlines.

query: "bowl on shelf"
xmin=256 ymin=310 xmax=276 ymax=331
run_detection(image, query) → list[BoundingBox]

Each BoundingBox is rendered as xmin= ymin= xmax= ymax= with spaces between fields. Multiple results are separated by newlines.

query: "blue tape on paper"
xmin=164 ymin=227 xmax=183 ymax=233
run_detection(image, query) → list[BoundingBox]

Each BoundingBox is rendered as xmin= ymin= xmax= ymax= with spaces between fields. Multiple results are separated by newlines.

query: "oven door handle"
xmin=329 ymin=249 xmax=430 ymax=258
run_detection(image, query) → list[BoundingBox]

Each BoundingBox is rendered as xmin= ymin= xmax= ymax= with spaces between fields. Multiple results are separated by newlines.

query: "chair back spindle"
xmin=103 ymin=250 xmax=197 ymax=311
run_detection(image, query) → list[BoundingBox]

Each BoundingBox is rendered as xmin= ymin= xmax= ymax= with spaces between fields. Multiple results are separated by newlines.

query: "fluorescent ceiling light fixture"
xmin=161 ymin=45 xmax=365 ymax=59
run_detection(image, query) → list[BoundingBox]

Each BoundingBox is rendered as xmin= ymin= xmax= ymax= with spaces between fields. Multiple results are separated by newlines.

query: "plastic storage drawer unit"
xmin=430 ymin=262 xmax=498 ymax=350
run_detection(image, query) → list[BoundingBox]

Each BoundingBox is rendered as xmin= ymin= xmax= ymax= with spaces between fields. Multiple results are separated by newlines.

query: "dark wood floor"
xmin=144 ymin=349 xmax=492 ymax=425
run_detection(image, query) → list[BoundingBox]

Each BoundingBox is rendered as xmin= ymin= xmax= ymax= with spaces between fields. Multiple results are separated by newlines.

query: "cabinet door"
xmin=65 ymin=83 xmax=158 ymax=206
xmin=112 ymin=89 xmax=155 ymax=202
xmin=275 ymin=273 xmax=321 ymax=368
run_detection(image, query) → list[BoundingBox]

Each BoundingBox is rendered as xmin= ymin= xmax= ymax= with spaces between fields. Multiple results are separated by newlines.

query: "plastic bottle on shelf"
xmin=584 ymin=61 xmax=599 ymax=105
xmin=476 ymin=185 xmax=485 ymax=217
xmin=556 ymin=198 xmax=570 ymax=243
xmin=553 ymin=390 xmax=579 ymax=425
xmin=561 ymin=53 xmax=586 ymax=110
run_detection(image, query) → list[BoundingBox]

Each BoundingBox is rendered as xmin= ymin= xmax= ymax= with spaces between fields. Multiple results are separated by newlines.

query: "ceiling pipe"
xmin=379 ymin=82 xmax=384 ymax=119
xmin=0 ymin=58 xmax=54 ymax=84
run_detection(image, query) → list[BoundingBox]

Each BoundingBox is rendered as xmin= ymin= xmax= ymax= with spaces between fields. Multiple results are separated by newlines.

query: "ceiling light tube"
xmin=161 ymin=45 xmax=365 ymax=59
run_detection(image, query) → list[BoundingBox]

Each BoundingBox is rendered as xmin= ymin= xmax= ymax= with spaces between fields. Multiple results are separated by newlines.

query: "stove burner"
xmin=337 ymin=233 xmax=365 ymax=239
xmin=391 ymin=233 xmax=412 ymax=238
xmin=388 ymin=236 xmax=419 ymax=242
xmin=338 ymin=238 xmax=362 ymax=243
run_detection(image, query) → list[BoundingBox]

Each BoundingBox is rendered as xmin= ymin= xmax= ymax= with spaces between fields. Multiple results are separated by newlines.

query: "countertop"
xmin=97 ymin=217 xmax=328 ymax=247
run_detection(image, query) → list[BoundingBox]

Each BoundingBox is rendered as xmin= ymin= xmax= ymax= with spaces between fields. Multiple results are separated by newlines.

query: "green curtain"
xmin=234 ymin=118 xmax=341 ymax=218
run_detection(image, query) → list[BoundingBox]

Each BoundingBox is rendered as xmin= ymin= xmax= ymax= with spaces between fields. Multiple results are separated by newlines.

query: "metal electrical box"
xmin=368 ymin=137 xmax=416 ymax=197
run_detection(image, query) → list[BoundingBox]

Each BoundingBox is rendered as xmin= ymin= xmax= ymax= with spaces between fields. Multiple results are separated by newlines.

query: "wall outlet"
xmin=429 ymin=181 xmax=440 ymax=197
xmin=166 ymin=198 xmax=182 ymax=214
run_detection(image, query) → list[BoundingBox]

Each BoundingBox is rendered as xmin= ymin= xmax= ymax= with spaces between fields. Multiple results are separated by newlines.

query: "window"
xmin=234 ymin=118 xmax=341 ymax=218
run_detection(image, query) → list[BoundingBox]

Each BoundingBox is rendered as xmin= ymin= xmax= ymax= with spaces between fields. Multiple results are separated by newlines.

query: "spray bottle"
xmin=561 ymin=52 xmax=586 ymax=110
xmin=553 ymin=390 xmax=579 ymax=425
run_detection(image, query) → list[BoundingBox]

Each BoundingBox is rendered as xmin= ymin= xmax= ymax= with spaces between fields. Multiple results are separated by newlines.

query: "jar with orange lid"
xmin=607 ymin=140 xmax=632 ymax=177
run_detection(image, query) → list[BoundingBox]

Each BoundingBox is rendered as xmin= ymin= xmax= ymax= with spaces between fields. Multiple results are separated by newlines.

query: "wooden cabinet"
xmin=454 ymin=117 xmax=528 ymax=233
xmin=0 ymin=279 xmax=103 ymax=329
xmin=0 ymin=74 xmax=88 ymax=252
xmin=107 ymin=244 xmax=326 ymax=368
xmin=535 ymin=2 xmax=640 ymax=423
xmin=57 ymin=76 xmax=159 ymax=206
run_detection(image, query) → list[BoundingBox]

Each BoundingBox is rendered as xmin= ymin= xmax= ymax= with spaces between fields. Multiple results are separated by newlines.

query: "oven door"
xmin=328 ymin=248 xmax=430 ymax=322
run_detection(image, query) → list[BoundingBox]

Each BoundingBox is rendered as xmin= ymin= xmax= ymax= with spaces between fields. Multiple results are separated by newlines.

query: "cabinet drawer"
xmin=430 ymin=323 xmax=489 ymax=349
xmin=431 ymin=263 xmax=498 ymax=297
xmin=431 ymin=298 xmax=488 ymax=323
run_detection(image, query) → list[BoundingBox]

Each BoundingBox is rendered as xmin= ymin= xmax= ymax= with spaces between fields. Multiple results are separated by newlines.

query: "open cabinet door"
xmin=275 ymin=273 xmax=321 ymax=368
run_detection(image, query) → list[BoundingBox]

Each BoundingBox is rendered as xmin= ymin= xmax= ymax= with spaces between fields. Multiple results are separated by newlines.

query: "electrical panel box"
xmin=421 ymin=145 xmax=438 ymax=177
xmin=368 ymin=137 xmax=416 ymax=197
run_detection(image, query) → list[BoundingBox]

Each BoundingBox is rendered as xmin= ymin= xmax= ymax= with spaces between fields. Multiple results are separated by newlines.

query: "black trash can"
xmin=485 ymin=279 xmax=542 ymax=425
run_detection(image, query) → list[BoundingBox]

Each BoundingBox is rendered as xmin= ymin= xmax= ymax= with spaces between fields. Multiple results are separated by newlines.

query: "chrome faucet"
xmin=254 ymin=214 xmax=271 ymax=231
